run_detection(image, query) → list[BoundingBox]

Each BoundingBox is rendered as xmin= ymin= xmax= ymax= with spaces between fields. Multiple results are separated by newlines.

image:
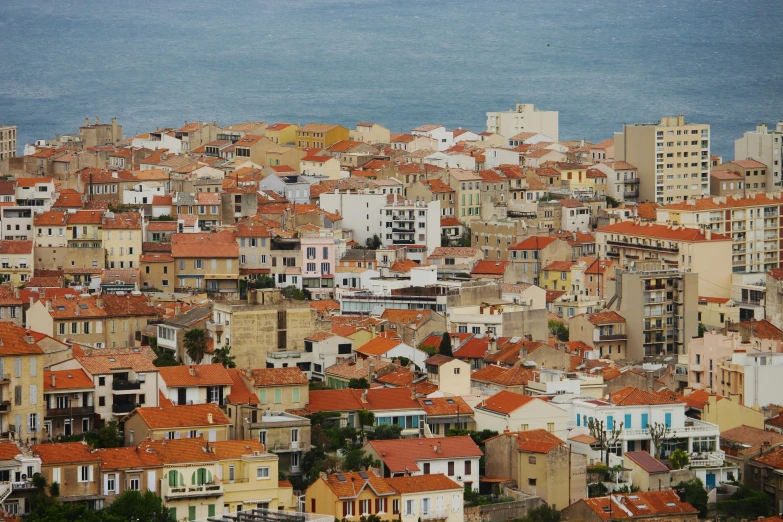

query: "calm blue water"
xmin=1 ymin=0 xmax=782 ymax=159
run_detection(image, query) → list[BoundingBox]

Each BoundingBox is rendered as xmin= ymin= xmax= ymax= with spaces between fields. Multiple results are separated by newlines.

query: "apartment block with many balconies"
xmin=615 ymin=115 xmax=710 ymax=204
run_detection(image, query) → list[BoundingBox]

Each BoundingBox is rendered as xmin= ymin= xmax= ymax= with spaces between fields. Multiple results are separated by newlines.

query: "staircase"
xmin=0 ymin=484 xmax=12 ymax=505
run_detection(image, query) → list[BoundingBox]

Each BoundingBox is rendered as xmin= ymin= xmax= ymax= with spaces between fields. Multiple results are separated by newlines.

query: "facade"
xmin=609 ymin=266 xmax=698 ymax=360
xmin=568 ymin=311 xmax=628 ymax=361
xmin=486 ymin=104 xmax=558 ymax=142
xmin=473 ymin=391 xmax=569 ymax=439
xmin=122 ymin=403 xmax=231 ymax=445
xmin=43 ymin=368 xmax=95 ymax=439
xmin=0 ymin=124 xmax=17 ymax=161
xmin=561 ymin=490 xmax=699 ymax=522
xmin=715 ymin=350 xmax=783 ymax=408
xmin=735 ymin=121 xmax=783 ymax=189
xmin=615 ymin=115 xmax=710 ymax=204
xmin=296 ymin=123 xmax=349 ymax=149
xmin=102 ymin=212 xmax=142 ymax=269
xmin=657 ymin=193 xmax=783 ymax=274
xmin=0 ymin=240 xmax=33 ymax=285
xmin=171 ymin=232 xmax=240 ymax=296
xmin=33 ymin=441 xmax=103 ymax=509
xmin=0 ymin=323 xmax=45 ymax=442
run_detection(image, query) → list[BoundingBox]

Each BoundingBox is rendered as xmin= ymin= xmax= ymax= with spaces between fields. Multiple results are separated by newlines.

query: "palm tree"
xmin=212 ymin=345 xmax=236 ymax=368
xmin=183 ymin=329 xmax=209 ymax=365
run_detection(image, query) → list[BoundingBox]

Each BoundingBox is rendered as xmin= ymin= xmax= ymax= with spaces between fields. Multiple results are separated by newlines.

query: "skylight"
xmin=79 ymin=304 xmax=89 ymax=310
xmin=446 ymin=398 xmax=455 ymax=404
xmin=665 ymin=503 xmax=676 ymax=507
xmin=424 ymin=400 xmax=434 ymax=405
xmin=637 ymin=505 xmax=648 ymax=510
xmin=56 ymin=306 xmax=66 ymax=311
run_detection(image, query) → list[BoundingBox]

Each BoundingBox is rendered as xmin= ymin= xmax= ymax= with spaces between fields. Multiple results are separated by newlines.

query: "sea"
xmin=1 ymin=0 xmax=782 ymax=159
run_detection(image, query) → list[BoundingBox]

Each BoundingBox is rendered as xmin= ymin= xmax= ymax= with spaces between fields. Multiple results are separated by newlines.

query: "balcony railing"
xmin=164 ymin=481 xmax=223 ymax=500
xmin=687 ymin=451 xmax=726 ymax=468
xmin=112 ymin=380 xmax=141 ymax=391
xmin=421 ymin=510 xmax=450 ymax=520
xmin=206 ymin=320 xmax=224 ymax=332
xmin=45 ymin=405 xmax=95 ymax=418
xmin=599 ymin=333 xmax=627 ymax=341
xmin=111 ymin=403 xmax=137 ymax=415
xmin=622 ymin=178 xmax=640 ymax=185
xmin=268 ymin=441 xmax=308 ymax=452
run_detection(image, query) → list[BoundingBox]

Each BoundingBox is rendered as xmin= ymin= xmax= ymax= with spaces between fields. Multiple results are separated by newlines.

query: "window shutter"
xmin=209 ymin=429 xmax=216 ymax=442
xmin=88 ymin=465 xmax=94 ymax=482
xmin=375 ymin=499 xmax=380 ymax=513
xmin=29 ymin=385 xmax=37 ymax=405
xmin=147 ymin=470 xmax=156 ymax=492
xmin=174 ymin=432 xmax=181 ymax=439
xmin=29 ymin=357 xmax=36 ymax=377
xmin=197 ymin=430 xmax=203 ymax=438
xmin=384 ymin=499 xmax=388 ymax=513
xmin=103 ymin=473 xmax=110 ymax=495
xmin=352 ymin=501 xmax=356 ymax=516
xmin=343 ymin=502 xmax=347 ymax=517
xmin=52 ymin=468 xmax=60 ymax=484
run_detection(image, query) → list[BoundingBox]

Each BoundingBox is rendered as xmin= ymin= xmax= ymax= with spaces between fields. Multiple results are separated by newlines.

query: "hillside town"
xmin=0 ymin=107 xmax=781 ymax=522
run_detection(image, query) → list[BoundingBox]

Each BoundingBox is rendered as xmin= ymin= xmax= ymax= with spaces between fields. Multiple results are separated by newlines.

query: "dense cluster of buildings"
xmin=0 ymin=107 xmax=781 ymax=521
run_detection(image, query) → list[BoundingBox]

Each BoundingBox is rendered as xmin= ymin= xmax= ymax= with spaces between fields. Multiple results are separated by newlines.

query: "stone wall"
xmin=464 ymin=497 xmax=544 ymax=522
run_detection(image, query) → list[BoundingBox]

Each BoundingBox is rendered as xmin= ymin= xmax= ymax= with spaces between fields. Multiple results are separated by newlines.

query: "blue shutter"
xmin=576 ymin=414 xmax=581 ymax=427
xmin=624 ymin=414 xmax=632 ymax=429
xmin=665 ymin=413 xmax=672 ymax=428
xmin=641 ymin=413 xmax=648 ymax=429
xmin=606 ymin=416 xmax=614 ymax=430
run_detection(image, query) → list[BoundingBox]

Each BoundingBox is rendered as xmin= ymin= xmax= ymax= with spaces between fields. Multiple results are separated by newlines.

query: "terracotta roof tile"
xmin=320 ymin=470 xmax=395 ymax=498
xmin=597 ymin=221 xmax=730 ymax=242
xmin=417 ymin=396 xmax=473 ymax=417
xmin=159 ymin=364 xmax=233 ymax=388
xmin=133 ymin=403 xmax=230 ymax=429
xmin=137 ymin=437 xmax=218 ymax=464
xmin=225 ymin=368 xmax=260 ymax=405
xmin=610 ymin=386 xmax=681 ymax=406
xmin=736 ymin=319 xmax=783 ymax=341
xmin=624 ymin=451 xmax=669 ymax=473
xmin=44 ymin=369 xmax=93 ymax=391
xmin=33 ymin=441 xmax=100 ymax=465
xmin=486 ymin=429 xmax=563 ymax=454
xmin=581 ymin=490 xmax=698 ymax=520
xmin=357 ymin=337 xmax=402 ymax=356
xmin=97 ymin=446 xmax=162 ymax=470
xmin=510 ymin=236 xmax=558 ymax=251
xmin=477 ymin=390 xmax=538 ymax=414
xmin=77 ymin=352 xmax=157 ymax=375
xmin=0 ymin=323 xmax=45 ymax=356
xmin=386 ymin=473 xmax=462 ymax=493
xmin=244 ymin=367 xmax=308 ymax=386
xmin=586 ymin=311 xmax=626 ymax=324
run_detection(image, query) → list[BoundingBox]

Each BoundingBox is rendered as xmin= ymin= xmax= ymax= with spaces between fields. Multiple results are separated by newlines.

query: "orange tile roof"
xmin=33 ymin=441 xmax=101 ymax=465
xmin=510 ymin=236 xmax=558 ymax=250
xmin=542 ymin=261 xmax=574 ymax=272
xmin=581 ymin=490 xmax=698 ymax=520
xmin=471 ymin=260 xmax=510 ymax=276
xmin=0 ymin=284 xmax=23 ymax=305
xmin=386 ymin=473 xmax=462 ymax=493
xmin=244 ymin=367 xmax=308 ymax=386
xmin=0 ymin=240 xmax=32 ymax=255
xmin=471 ymin=364 xmax=533 ymax=387
xmin=0 ymin=442 xmax=21 ymax=461
xmin=736 ymin=319 xmax=783 ymax=340
xmin=610 ymin=386 xmax=681 ymax=406
xmin=97 ymin=446 xmax=163 ymax=470
xmin=133 ymin=403 xmax=230 ymax=429
xmin=478 ymin=390 xmax=538 ymax=414
xmin=0 ymin=323 xmax=45 ymax=356
xmin=76 ymin=352 xmax=157 ymax=375
xmin=310 ymin=300 xmax=340 ymax=313
xmin=159 ymin=364 xmax=233 ymax=388
xmin=357 ymin=337 xmax=402 ymax=356
xmin=722 ymin=425 xmax=783 ymax=455
xmin=389 ymin=258 xmax=419 ymax=273
xmin=223 ymin=368 xmax=258 ymax=405
xmin=486 ymin=429 xmax=563 ymax=454
xmin=211 ymin=439 xmax=266 ymax=460
xmin=417 ymin=396 xmax=473 ymax=417
xmin=661 ymin=192 xmax=782 ymax=212
xmin=171 ymin=232 xmax=239 ymax=258
xmin=597 ymin=221 xmax=731 ymax=242
xmin=635 ymin=202 xmax=660 ymax=221
xmin=320 ymin=470 xmax=395 ymax=498
xmin=137 ymin=437 xmax=218 ymax=464
xmin=586 ymin=310 xmax=626 ymax=324
xmin=102 ymin=212 xmax=142 ymax=230
xmin=43 ymin=369 xmax=93 ymax=391
xmin=624 ymin=451 xmax=669 ymax=473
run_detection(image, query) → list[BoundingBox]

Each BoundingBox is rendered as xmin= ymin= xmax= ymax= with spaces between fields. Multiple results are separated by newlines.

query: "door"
xmin=178 ymin=389 xmax=187 ymax=406
xmin=705 ymin=473 xmax=716 ymax=489
xmin=64 ymin=420 xmax=72 ymax=437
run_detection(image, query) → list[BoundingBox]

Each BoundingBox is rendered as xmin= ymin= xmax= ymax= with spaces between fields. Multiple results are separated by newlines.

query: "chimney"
xmin=189 ymin=366 xmax=196 ymax=377
xmin=95 ymin=117 xmax=99 ymax=125
xmin=50 ymin=373 xmax=56 ymax=388
xmin=488 ymin=336 xmax=497 ymax=353
xmin=207 ymin=413 xmax=213 ymax=424
xmin=705 ymin=228 xmax=711 ymax=240
xmin=356 ymin=358 xmax=364 ymax=370
xmin=24 ymin=335 xmax=35 ymax=345
xmin=96 ymin=298 xmax=104 ymax=308
xmin=361 ymin=389 xmax=368 ymax=403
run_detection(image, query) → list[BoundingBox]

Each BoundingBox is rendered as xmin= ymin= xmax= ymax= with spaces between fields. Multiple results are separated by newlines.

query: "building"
xmin=0 ymin=124 xmax=17 ymax=161
xmin=50 ymin=349 xmax=160 ymax=423
xmin=656 ymin=193 xmax=783 ymax=274
xmin=716 ymin=159 xmax=769 ymax=193
xmin=735 ymin=121 xmax=783 ymax=189
xmin=748 ymin=446 xmax=783 ymax=514
xmin=561 ymin=490 xmax=699 ymax=522
xmin=240 ymin=368 xmax=309 ymax=413
xmin=102 ymin=212 xmax=142 ymax=269
xmin=171 ymin=232 xmax=240 ymax=297
xmin=508 ymin=236 xmax=573 ymax=286
xmin=210 ymin=289 xmax=318 ymax=369
xmin=486 ymin=104 xmax=559 ymax=142
xmin=682 ymin=389 xmax=763 ymax=432
xmin=296 ymin=124 xmax=349 ymax=149
xmin=596 ymin=221 xmax=732 ymax=298
xmin=158 ymin=363 xmax=232 ymax=406
xmin=155 ymin=305 xmax=212 ymax=363
xmin=614 ymin=115 xmax=710 ymax=204
xmin=0 ymin=440 xmax=42 ymax=516
xmin=122 ymin=403 xmax=231 ymax=445
xmin=418 ymin=396 xmax=475 ymax=435
xmin=363 ymin=435 xmax=482 ymax=489
xmin=484 ymin=429 xmax=583 ymax=509
xmin=0 ymin=323 xmax=45 ymax=442
xmin=0 ymin=240 xmax=33 ymax=285
xmin=43 ymin=368 xmax=95 ymax=439
xmin=715 ymin=350 xmax=783 ymax=408
xmin=32 ymin=441 xmax=103 ymax=510
xmin=473 ymin=391 xmax=569 ymax=438
xmin=384 ymin=474 xmax=464 ymax=522
xmin=623 ymin=451 xmax=670 ymax=492
xmin=568 ymin=311 xmax=628 ymax=361
xmin=687 ymin=331 xmax=746 ymax=393
xmin=720 ymin=425 xmax=783 ymax=482
xmin=305 ymin=470 xmax=398 ymax=520
xmin=608 ymin=266 xmax=699 ymax=361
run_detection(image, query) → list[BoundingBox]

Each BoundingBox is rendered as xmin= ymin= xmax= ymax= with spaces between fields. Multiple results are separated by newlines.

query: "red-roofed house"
xmin=43 ymin=369 xmax=96 ymax=438
xmin=363 ymin=435 xmax=482 ymax=488
xmin=474 ymin=391 xmax=569 ymax=438
xmin=561 ymin=489 xmax=699 ymax=522
xmin=356 ymin=337 xmax=429 ymax=370
xmin=509 ymin=236 xmax=572 ymax=285
xmin=122 ymin=403 xmax=231 ymax=444
xmin=568 ymin=310 xmax=628 ymax=361
xmin=484 ymin=429 xmax=577 ymax=509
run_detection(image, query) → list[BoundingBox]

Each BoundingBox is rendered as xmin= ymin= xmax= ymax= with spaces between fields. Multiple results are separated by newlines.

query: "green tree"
xmin=441 ymin=234 xmax=450 ymax=247
xmin=713 ymin=484 xmax=771 ymax=519
xmin=342 ymin=449 xmax=379 ymax=472
xmin=605 ymin=196 xmax=620 ymax=208
xmin=697 ymin=323 xmax=708 ymax=338
xmin=211 ymin=345 xmax=236 ymax=368
xmin=282 ymin=286 xmax=306 ymax=300
xmin=32 ymin=472 xmax=47 ymax=491
xmin=458 ymin=230 xmax=471 ymax=247
xmin=365 ymin=234 xmax=382 ymax=250
xmin=311 ymin=425 xmax=331 ymax=450
xmin=613 ymin=484 xmax=641 ymax=493
xmin=647 ymin=422 xmax=671 ymax=460
xmin=357 ymin=410 xmax=375 ymax=439
xmin=183 ymin=328 xmax=209 ymax=364
xmin=28 ymin=500 xmax=104 ymax=522
xmin=348 ymin=377 xmax=370 ymax=389
xmin=49 ymin=481 xmax=59 ymax=497
xmin=368 ymin=424 xmax=403 ymax=440
xmin=103 ymin=490 xmax=171 ymax=522
xmin=254 ymin=275 xmax=276 ymax=289
xmin=675 ymin=479 xmax=709 ymax=518
xmin=95 ymin=419 xmax=123 ymax=448
xmin=548 ymin=320 xmax=569 ymax=342
xmin=669 ymin=448 xmax=689 ymax=470
xmin=439 ymin=333 xmax=453 ymax=357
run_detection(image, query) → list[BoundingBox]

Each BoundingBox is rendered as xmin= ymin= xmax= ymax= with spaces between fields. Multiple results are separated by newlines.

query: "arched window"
xmin=192 ymin=468 xmax=213 ymax=485
xmin=168 ymin=471 xmax=184 ymax=487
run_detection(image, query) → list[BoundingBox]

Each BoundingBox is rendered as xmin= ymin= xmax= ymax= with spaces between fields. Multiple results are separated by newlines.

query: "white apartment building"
xmin=735 ymin=121 xmax=783 ymax=188
xmin=411 ymin=125 xmax=454 ymax=151
xmin=657 ymin=192 xmax=783 ymax=274
xmin=319 ymin=190 xmax=441 ymax=254
xmin=595 ymin=161 xmax=640 ymax=203
xmin=486 ymin=104 xmax=559 ymax=142
xmin=615 ymin=115 xmax=710 ymax=204
xmin=717 ymin=351 xmax=783 ymax=409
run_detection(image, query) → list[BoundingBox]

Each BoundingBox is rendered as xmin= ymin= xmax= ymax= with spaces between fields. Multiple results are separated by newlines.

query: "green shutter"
xmin=274 ymin=388 xmax=282 ymax=404
xmin=259 ymin=389 xmax=266 ymax=404
xmin=292 ymin=387 xmax=300 ymax=403
xmin=168 ymin=508 xmax=176 ymax=521
xmin=188 ymin=506 xmax=196 ymax=521
xmin=208 ymin=505 xmax=216 ymax=517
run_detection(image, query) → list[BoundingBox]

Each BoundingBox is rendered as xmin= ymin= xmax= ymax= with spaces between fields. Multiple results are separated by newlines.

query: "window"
xmin=292 ymin=387 xmax=300 ymax=403
xmin=528 ymin=478 xmax=537 ymax=486
xmin=393 ymin=499 xmax=400 ymax=515
xmin=448 ymin=461 xmax=454 ymax=475
xmin=528 ymin=456 xmax=536 ymax=464
xmin=465 ymin=460 xmax=472 ymax=474
xmin=422 ymin=498 xmax=430 ymax=514
xmin=107 ymin=474 xmax=116 ymax=493
xmin=405 ymin=499 xmax=415 ymax=516
xmin=359 ymin=500 xmax=370 ymax=515
xmin=79 ymin=465 xmax=91 ymax=482
xmin=256 ymin=467 xmax=270 ymax=479
xmin=423 ymin=462 xmax=430 ymax=474
xmin=129 ymin=477 xmax=140 ymax=490
xmin=274 ymin=388 xmax=282 ymax=404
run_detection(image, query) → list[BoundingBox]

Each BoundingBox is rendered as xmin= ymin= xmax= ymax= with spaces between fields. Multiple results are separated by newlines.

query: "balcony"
xmin=112 ymin=379 xmax=141 ymax=391
xmin=687 ymin=451 xmax=727 ymax=468
xmin=709 ymin=216 xmax=723 ymax=222
xmin=0 ymin=402 xmax=9 ymax=413
xmin=732 ymin=259 xmax=746 ymax=266
xmin=599 ymin=333 xmax=627 ymax=341
xmin=164 ymin=480 xmax=223 ymax=500
xmin=421 ymin=510 xmax=449 ymax=521
xmin=111 ymin=403 xmax=137 ymax=415
xmin=268 ymin=440 xmax=308 ymax=453
xmin=622 ymin=178 xmax=640 ymax=185
xmin=689 ymin=364 xmax=704 ymax=373
xmin=0 ymin=374 xmax=9 ymax=384
xmin=392 ymin=227 xmax=414 ymax=233
xmin=623 ymin=190 xmax=639 ymax=198
xmin=621 ymin=419 xmax=719 ymax=439
xmin=45 ymin=405 xmax=95 ymax=418
xmin=206 ymin=320 xmax=224 ymax=333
